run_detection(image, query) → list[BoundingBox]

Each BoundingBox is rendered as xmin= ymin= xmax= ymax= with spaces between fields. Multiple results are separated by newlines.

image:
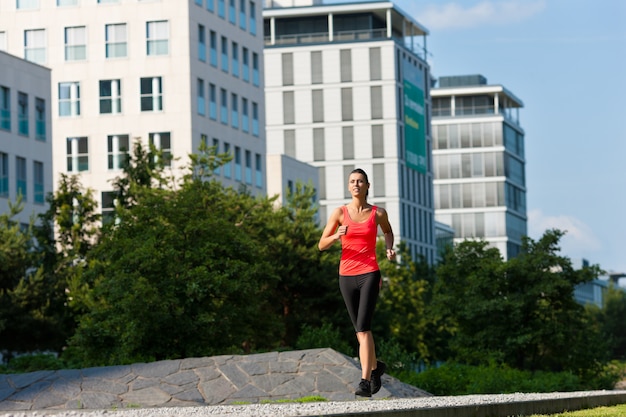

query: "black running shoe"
xmin=355 ymin=379 xmax=372 ymax=397
xmin=371 ymin=360 xmax=386 ymax=395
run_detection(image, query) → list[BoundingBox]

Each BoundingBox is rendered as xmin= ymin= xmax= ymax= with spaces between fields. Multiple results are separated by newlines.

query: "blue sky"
xmin=327 ymin=0 xmax=626 ymax=275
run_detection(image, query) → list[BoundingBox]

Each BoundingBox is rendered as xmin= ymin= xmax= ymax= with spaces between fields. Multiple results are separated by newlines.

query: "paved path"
xmin=0 ymin=348 xmax=430 ymax=412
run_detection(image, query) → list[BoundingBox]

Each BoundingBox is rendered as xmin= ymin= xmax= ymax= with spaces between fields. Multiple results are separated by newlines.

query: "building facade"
xmin=0 ymin=0 xmax=265 ymax=221
xmin=0 ymin=50 xmax=52 ymax=225
xmin=263 ymin=0 xmax=437 ymax=263
xmin=432 ymin=75 xmax=527 ymax=259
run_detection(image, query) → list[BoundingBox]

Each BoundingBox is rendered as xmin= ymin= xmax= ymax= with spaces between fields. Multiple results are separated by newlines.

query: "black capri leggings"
xmin=339 ymin=270 xmax=381 ymax=333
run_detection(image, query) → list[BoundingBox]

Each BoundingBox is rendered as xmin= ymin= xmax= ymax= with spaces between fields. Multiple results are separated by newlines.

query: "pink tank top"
xmin=339 ymin=205 xmax=379 ymax=276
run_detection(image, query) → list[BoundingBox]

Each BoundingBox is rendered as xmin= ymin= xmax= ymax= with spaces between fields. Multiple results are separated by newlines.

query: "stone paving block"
xmin=32 ymin=391 xmax=67 ymax=409
xmin=7 ymin=371 xmax=53 ymax=389
xmin=50 ymin=378 xmax=82 ymax=399
xmin=164 ymin=370 xmax=199 ymax=386
xmin=242 ymin=351 xmax=278 ymax=362
xmin=0 ymin=400 xmax=31 ymax=411
xmin=45 ymin=369 xmax=81 ymax=382
xmin=277 ymin=350 xmax=306 ymax=362
xmin=82 ymin=378 xmax=127 ymax=395
xmin=180 ymin=357 xmax=213 ymax=370
xmin=250 ymin=373 xmax=294 ymax=392
xmin=0 ymin=377 xmax=10 ymax=389
xmin=269 ymin=360 xmax=299 ymax=373
xmin=238 ymin=361 xmax=269 ymax=376
xmin=10 ymin=380 xmax=52 ymax=401
xmin=173 ymin=386 xmax=205 ymax=403
xmin=77 ymin=391 xmax=119 ymax=409
xmin=0 ymin=387 xmax=14 ymax=402
xmin=130 ymin=377 xmax=159 ymax=391
xmin=81 ymin=365 xmax=132 ymax=380
xmin=210 ymin=355 xmax=234 ymax=366
xmin=199 ymin=378 xmax=236 ymax=404
xmin=219 ymin=363 xmax=249 ymax=389
xmin=270 ymin=375 xmax=316 ymax=396
xmin=122 ymin=386 xmax=172 ymax=407
xmin=194 ymin=366 xmax=221 ymax=381
xmin=229 ymin=383 xmax=269 ymax=399
xmin=315 ymin=370 xmax=351 ymax=392
xmin=132 ymin=360 xmax=180 ymax=378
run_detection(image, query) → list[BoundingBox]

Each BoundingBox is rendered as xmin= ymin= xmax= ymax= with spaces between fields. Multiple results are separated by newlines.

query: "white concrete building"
xmin=0 ymin=0 xmax=265 ymax=222
xmin=0 ymin=50 xmax=52 ymax=225
xmin=263 ymin=0 xmax=437 ymax=263
xmin=432 ymin=75 xmax=527 ymax=259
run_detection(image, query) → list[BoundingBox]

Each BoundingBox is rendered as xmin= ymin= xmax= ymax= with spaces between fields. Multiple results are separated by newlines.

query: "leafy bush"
xmin=0 ymin=353 xmax=67 ymax=374
xmin=396 ymin=362 xmax=593 ymax=396
xmin=295 ymin=323 xmax=352 ymax=355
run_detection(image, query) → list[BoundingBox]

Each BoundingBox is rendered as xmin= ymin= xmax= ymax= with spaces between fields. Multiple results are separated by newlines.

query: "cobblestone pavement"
xmin=0 ymin=348 xmax=430 ymax=412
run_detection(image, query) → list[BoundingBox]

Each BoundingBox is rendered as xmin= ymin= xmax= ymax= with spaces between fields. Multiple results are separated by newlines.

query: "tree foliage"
xmin=431 ymin=229 xmax=608 ymax=376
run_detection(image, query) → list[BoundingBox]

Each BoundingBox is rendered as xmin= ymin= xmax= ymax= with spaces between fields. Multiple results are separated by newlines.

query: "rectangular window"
xmin=98 ymin=0 xmax=118 ymax=3
xmin=234 ymin=146 xmax=241 ymax=181
xmin=249 ymin=1 xmax=256 ymax=36
xmin=209 ymin=31 xmax=218 ymax=67
xmin=343 ymin=164 xmax=355 ymax=199
xmin=16 ymin=157 xmax=27 ymax=201
xmin=341 ymin=87 xmax=353 ymax=121
xmin=209 ymin=83 xmax=217 ymax=120
xmin=107 ymin=134 xmax=129 ymax=170
xmin=282 ymin=52 xmax=293 ymax=86
xmin=283 ymin=91 xmax=294 ymax=124
xmin=252 ymin=52 xmax=259 ymax=86
xmin=229 ymin=0 xmax=236 ymax=24
xmin=223 ymin=142 xmax=231 ymax=178
xmin=24 ymin=29 xmax=46 ymax=64
xmin=197 ymin=78 xmax=206 ymax=116
xmin=232 ymin=42 xmax=239 ymax=77
xmin=198 ymin=24 xmax=206 ymax=62
xmin=59 ymin=82 xmax=80 ymax=116
xmin=18 ymin=92 xmax=29 ymax=136
xmin=284 ymin=129 xmax=295 ymax=158
xmin=252 ymin=102 xmax=259 ymax=136
xmin=218 ymin=0 xmax=225 ymax=18
xmin=0 ymin=152 xmax=8 ymax=197
xmin=140 ymin=77 xmax=163 ymax=112
xmin=342 ymin=126 xmax=354 ymax=160
xmin=33 ymin=160 xmax=44 ymax=204
xmin=195 ymin=0 xmax=203 ymax=5
xmin=371 ymin=86 xmax=383 ymax=119
xmin=372 ymin=125 xmax=384 ymax=158
xmin=207 ymin=0 xmax=214 ymax=12
xmin=66 ymin=137 xmax=89 ymax=172
xmin=65 ymin=26 xmax=86 ymax=61
xmin=255 ymin=153 xmax=262 ymax=188
xmin=220 ymin=88 xmax=228 ymax=124
xmin=17 ymin=0 xmax=38 ymax=10
xmin=241 ymin=97 xmax=249 ymax=132
xmin=311 ymin=51 xmax=322 ymax=84
xmin=312 ymin=89 xmax=323 ymax=123
xmin=369 ymin=47 xmax=381 ymax=80
xmin=149 ymin=132 xmax=171 ymax=166
xmin=221 ymin=36 xmax=228 ymax=72
xmin=105 ymin=23 xmax=127 ymax=58
xmin=101 ymin=191 xmax=116 ymax=225
xmin=211 ymin=137 xmax=220 ymax=175
xmin=146 ymin=20 xmax=168 ymax=56
xmin=242 ymin=47 xmax=250 ymax=82
xmin=35 ymin=98 xmax=45 ymax=141
xmin=245 ymin=150 xmax=252 ymax=184
xmin=0 ymin=86 xmax=9 ymax=131
xmin=99 ymin=79 xmax=121 ymax=114
xmin=373 ymin=163 xmax=385 ymax=197
xmin=239 ymin=0 xmax=247 ymax=30
xmin=340 ymin=49 xmax=352 ymax=82
xmin=231 ymin=93 xmax=239 ymax=128
xmin=313 ymin=128 xmax=324 ymax=161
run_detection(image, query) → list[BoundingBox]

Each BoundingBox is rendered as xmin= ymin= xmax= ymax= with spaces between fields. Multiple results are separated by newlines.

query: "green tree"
xmin=588 ymin=283 xmax=626 ymax=360
xmin=432 ymin=229 xmax=608 ymax=376
xmin=375 ymin=241 xmax=436 ymax=362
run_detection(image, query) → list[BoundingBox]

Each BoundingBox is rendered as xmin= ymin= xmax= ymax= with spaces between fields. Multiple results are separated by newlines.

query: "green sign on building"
xmin=403 ymin=60 xmax=427 ymax=174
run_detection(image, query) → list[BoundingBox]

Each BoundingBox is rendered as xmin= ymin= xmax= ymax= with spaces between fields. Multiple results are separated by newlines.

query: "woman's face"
xmin=348 ymin=173 xmax=369 ymax=197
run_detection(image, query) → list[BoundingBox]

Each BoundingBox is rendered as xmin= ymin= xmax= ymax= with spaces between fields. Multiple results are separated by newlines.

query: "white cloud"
xmin=417 ymin=0 xmax=547 ymax=31
xmin=527 ymin=209 xmax=602 ymax=260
